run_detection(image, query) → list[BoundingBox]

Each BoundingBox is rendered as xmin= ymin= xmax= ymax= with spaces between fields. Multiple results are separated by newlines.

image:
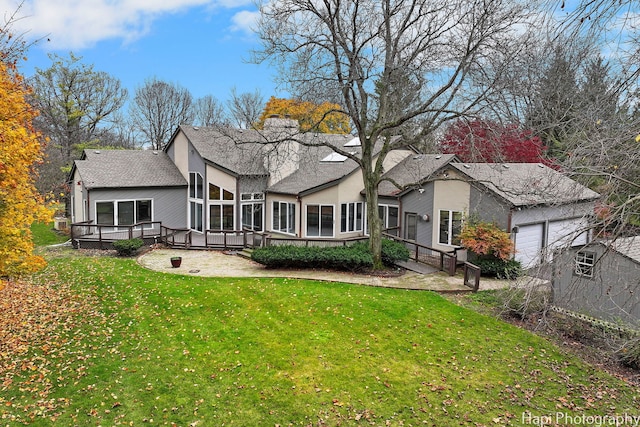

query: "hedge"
xmin=251 ymin=239 xmax=409 ymax=271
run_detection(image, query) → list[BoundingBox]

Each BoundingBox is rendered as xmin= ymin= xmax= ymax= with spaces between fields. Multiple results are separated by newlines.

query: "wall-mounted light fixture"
xmin=422 ymin=214 xmax=430 ymax=222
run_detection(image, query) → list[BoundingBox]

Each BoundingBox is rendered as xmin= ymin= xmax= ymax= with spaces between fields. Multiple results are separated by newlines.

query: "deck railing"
xmin=70 ymin=222 xmax=471 ymax=280
xmin=463 ymin=262 xmax=481 ymax=292
xmin=382 ymin=233 xmax=458 ymax=276
xmin=160 ymin=226 xmax=192 ymax=248
xmin=71 ymin=221 xmax=163 ymax=249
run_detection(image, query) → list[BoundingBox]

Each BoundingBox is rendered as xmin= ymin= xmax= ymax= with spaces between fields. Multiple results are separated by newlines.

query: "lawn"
xmin=1 ymin=246 xmax=638 ymax=426
xmin=30 ymin=222 xmax=70 ymax=247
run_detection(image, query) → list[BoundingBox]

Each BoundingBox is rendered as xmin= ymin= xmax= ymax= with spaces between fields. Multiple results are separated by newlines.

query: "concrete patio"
xmin=137 ymin=249 xmax=538 ymax=292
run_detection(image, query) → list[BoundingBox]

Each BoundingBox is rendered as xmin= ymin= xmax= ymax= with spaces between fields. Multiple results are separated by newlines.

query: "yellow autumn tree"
xmin=257 ymin=97 xmax=351 ymax=134
xmin=0 ymin=59 xmax=52 ymax=279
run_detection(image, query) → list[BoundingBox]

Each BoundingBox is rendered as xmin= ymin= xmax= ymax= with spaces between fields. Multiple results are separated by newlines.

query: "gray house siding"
xmin=469 ymin=186 xmax=510 ymax=229
xmin=190 ymin=145 xmax=207 ymax=178
xmin=402 ymin=182 xmax=435 ymax=244
xmin=88 ymin=187 xmax=187 ymax=229
xmin=553 ymin=244 xmax=640 ymax=327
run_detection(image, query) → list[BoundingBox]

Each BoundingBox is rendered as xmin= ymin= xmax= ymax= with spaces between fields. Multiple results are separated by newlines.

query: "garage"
xmin=514 ymin=223 xmax=544 ymax=268
xmin=547 ymin=217 xmax=589 ymax=254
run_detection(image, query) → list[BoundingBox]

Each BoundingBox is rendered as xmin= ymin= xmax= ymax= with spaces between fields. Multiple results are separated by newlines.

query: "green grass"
xmin=30 ymin=222 xmax=69 ymax=246
xmin=2 ymin=249 xmax=637 ymax=426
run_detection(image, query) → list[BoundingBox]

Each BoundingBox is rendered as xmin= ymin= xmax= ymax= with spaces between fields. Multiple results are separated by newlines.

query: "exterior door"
xmin=405 ymin=213 xmax=417 ymax=241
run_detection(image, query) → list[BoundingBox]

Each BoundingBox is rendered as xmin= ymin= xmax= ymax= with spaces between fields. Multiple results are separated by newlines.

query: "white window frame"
xmin=189 ymin=172 xmax=204 ymax=232
xmin=94 ymin=199 xmax=153 ymax=228
xmin=340 ymin=202 xmax=364 ymax=233
xmin=189 ymin=172 xmax=204 ymax=200
xmin=438 ymin=210 xmax=464 ymax=246
xmin=307 ymin=204 xmax=335 ymax=237
xmin=574 ymin=251 xmax=595 ymax=278
xmin=272 ymin=201 xmax=296 ymax=235
xmin=241 ymin=193 xmax=264 ymax=231
xmin=378 ymin=204 xmax=399 ymax=230
xmin=190 ymin=201 xmax=204 ymax=233
xmin=208 ymin=183 xmax=235 ymax=231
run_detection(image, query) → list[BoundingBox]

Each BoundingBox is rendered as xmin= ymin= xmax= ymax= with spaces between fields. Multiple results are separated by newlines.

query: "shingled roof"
xmin=179 ymin=125 xmax=356 ymax=183
xmin=179 ymin=126 xmax=270 ymax=176
xmin=378 ymin=154 xmax=459 ymax=197
xmin=74 ymin=150 xmax=187 ymax=189
xmin=608 ymin=236 xmax=640 ymax=264
xmin=266 ymin=135 xmax=365 ymax=195
xmin=449 ymin=163 xmax=600 ymax=207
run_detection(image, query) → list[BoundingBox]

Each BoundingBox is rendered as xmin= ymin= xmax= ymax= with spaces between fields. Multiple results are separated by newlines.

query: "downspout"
xmin=236 ymin=178 xmax=241 ymax=231
xmin=297 ymin=195 xmax=302 ymax=237
xmin=508 ymin=207 xmax=515 ymax=258
xmin=397 ymin=196 xmax=403 ymax=239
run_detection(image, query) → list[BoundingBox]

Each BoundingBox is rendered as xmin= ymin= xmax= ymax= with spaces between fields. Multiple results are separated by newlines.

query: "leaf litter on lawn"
xmin=0 ymin=277 xmax=112 ymax=425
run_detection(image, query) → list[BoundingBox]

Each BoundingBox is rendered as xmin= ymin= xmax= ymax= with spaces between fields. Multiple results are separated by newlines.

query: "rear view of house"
xmin=68 ymin=118 xmax=600 ymax=273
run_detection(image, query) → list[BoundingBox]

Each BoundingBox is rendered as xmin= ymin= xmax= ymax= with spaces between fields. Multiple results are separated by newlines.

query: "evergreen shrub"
xmin=112 ymin=238 xmax=144 ymax=257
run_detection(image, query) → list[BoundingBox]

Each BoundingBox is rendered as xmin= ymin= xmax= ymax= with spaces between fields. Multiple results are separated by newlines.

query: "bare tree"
xmin=193 ymin=95 xmax=227 ymax=127
xmin=0 ymin=1 xmax=40 ymax=67
xmin=129 ymin=77 xmax=194 ymax=150
xmin=253 ymin=0 xmax=537 ymax=267
xmin=30 ymin=53 xmax=128 ymax=195
xmin=227 ymin=87 xmax=264 ymax=129
xmin=31 ymin=53 xmax=128 ymax=159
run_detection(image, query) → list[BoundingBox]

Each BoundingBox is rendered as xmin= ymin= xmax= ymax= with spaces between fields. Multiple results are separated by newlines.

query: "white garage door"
xmin=514 ymin=223 xmax=544 ymax=268
xmin=548 ymin=218 xmax=589 ymax=253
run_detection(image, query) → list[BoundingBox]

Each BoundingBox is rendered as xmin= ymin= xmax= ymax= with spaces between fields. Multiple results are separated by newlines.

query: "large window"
xmin=273 ymin=201 xmax=295 ymax=234
xmin=241 ymin=193 xmax=264 ymax=231
xmin=209 ymin=183 xmax=234 ymax=201
xmin=378 ymin=204 xmax=399 ymax=230
xmin=439 ymin=210 xmax=463 ymax=246
xmin=574 ymin=251 xmax=595 ymax=278
xmin=340 ymin=202 xmax=363 ymax=233
xmin=189 ymin=172 xmax=204 ymax=232
xmin=208 ymin=183 xmax=235 ymax=231
xmin=190 ymin=201 xmax=203 ymax=232
xmin=210 ymin=205 xmax=234 ymax=231
xmin=307 ymin=204 xmax=334 ymax=237
xmin=96 ymin=201 xmax=115 ymax=225
xmin=189 ymin=172 xmax=203 ymax=199
xmin=117 ymin=201 xmax=135 ymax=225
xmin=95 ymin=199 xmax=152 ymax=226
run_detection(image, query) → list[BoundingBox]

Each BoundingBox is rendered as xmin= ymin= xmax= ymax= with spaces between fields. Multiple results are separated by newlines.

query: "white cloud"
xmin=230 ymin=9 xmax=259 ymax=35
xmin=0 ymin=0 xmax=255 ymax=49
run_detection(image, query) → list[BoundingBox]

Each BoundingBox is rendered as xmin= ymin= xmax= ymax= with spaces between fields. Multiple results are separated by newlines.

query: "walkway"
xmin=137 ymin=249 xmax=533 ymax=292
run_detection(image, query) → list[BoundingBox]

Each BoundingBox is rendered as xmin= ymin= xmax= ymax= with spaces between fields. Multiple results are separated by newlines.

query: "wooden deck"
xmin=70 ymin=221 xmax=480 ymax=290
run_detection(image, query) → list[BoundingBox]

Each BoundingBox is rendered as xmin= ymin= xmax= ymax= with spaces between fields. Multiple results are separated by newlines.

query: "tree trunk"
xmin=363 ymin=167 xmax=383 ymax=270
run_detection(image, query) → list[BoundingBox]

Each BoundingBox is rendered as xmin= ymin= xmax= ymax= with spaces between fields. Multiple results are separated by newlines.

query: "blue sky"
xmin=2 ymin=0 xmax=283 ymax=103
